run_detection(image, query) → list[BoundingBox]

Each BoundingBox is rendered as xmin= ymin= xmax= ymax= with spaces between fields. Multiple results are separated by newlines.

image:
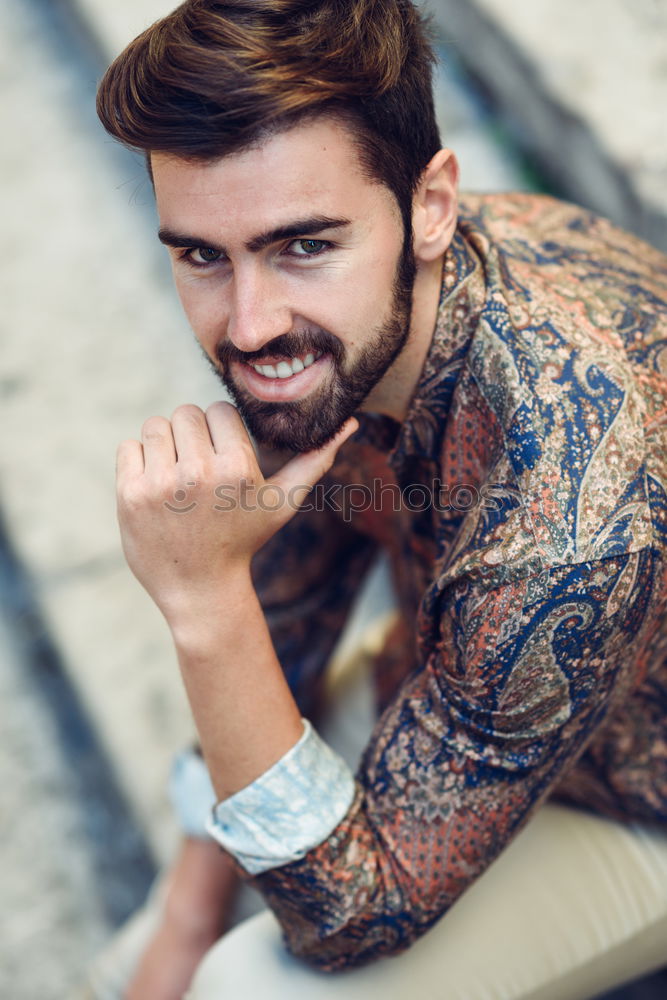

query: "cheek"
xmin=338 ymin=253 xmax=399 ymax=328
xmin=354 ymin=225 xmax=404 ymax=298
xmin=174 ymin=278 xmax=227 ymax=346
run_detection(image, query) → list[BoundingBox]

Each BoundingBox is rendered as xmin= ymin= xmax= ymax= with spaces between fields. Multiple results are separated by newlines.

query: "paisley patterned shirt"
xmin=244 ymin=193 xmax=667 ymax=970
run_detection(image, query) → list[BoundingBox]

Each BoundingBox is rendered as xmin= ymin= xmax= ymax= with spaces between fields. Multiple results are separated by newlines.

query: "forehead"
xmin=151 ymin=117 xmax=398 ymax=240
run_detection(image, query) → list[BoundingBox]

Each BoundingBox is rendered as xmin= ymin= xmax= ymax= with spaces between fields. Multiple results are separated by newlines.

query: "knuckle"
xmin=148 ymin=471 xmax=176 ymax=501
xmin=205 ymin=399 xmax=235 ymax=422
xmin=118 ymin=470 xmax=177 ymax=509
xmin=116 ymin=438 xmax=134 ymax=455
xmin=216 ymin=450 xmax=254 ymax=482
xmin=178 ymin=460 xmax=206 ymax=483
xmin=172 ymin=403 xmax=205 ymax=426
xmin=117 ymin=480 xmax=146 ymax=512
xmin=141 ymin=415 xmax=170 ymax=440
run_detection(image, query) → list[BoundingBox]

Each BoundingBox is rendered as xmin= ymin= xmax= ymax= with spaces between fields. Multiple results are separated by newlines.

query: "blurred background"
xmin=1 ymin=0 xmax=666 ymax=996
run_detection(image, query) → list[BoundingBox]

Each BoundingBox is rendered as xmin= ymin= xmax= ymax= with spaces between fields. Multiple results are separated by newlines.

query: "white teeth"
xmin=251 ymin=352 xmax=321 ymax=379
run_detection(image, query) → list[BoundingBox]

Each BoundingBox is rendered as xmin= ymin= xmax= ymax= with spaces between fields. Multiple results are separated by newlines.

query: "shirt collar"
xmin=383 ymin=220 xmax=487 ymax=474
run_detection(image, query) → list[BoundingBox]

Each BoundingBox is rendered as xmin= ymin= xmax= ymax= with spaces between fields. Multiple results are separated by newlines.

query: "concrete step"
xmin=0 ymin=525 xmax=155 ymax=998
xmin=430 ymin=0 xmax=667 ymax=251
xmin=1 ymin=0 xmax=218 ymax=866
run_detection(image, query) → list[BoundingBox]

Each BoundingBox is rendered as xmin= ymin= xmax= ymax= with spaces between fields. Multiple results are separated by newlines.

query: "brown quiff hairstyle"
xmin=96 ymin=0 xmax=441 ymax=232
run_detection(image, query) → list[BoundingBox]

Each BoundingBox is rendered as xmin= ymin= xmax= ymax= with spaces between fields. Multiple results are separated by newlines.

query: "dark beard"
xmin=209 ymin=238 xmax=416 ymax=453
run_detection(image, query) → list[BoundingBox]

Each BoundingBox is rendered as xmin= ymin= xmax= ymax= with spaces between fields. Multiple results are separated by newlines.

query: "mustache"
xmin=215 ymin=328 xmax=344 ymax=368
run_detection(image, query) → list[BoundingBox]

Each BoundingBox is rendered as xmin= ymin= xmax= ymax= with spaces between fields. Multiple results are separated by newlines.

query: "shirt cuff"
xmin=168 ymin=746 xmax=217 ymax=839
xmin=205 ymin=719 xmax=356 ymax=875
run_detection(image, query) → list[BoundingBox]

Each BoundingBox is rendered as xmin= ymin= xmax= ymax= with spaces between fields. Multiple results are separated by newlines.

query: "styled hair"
xmin=96 ymin=0 xmax=441 ymax=229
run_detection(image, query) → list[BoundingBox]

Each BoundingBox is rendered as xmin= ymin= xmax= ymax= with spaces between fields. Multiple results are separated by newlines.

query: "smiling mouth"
xmin=248 ymin=351 xmax=323 ymax=380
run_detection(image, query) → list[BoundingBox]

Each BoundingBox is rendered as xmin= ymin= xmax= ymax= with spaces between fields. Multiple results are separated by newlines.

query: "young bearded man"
xmin=93 ymin=1 xmax=667 ymax=997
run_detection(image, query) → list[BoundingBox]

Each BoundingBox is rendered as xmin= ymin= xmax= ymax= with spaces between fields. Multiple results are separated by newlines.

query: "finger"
xmin=270 ymin=417 xmax=359 ymax=508
xmin=205 ymin=400 xmax=251 ymax=453
xmin=170 ymin=404 xmax=213 ymax=470
xmin=205 ymin=401 xmax=259 ymax=476
xmin=141 ymin=415 xmax=177 ymax=472
xmin=116 ymin=439 xmax=145 ymax=484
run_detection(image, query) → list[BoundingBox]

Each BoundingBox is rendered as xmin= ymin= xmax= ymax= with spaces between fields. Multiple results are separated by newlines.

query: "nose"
xmin=226 ymin=265 xmax=292 ymax=355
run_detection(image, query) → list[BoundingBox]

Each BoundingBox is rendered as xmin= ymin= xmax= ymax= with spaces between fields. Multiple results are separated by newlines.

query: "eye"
xmin=191 ymin=247 xmax=222 ymax=265
xmin=288 ymin=238 xmax=329 ymax=257
xmin=185 ymin=247 xmax=223 ymax=267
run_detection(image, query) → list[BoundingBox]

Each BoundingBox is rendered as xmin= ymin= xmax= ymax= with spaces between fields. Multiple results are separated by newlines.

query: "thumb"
xmin=269 ymin=417 xmax=359 ymax=512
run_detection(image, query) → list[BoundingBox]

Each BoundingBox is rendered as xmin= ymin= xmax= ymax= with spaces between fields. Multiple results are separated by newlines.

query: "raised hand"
xmin=116 ymin=401 xmax=357 ymax=629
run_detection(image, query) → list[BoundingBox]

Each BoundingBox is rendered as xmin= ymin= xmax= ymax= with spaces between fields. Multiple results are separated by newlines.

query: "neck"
xmin=362 ymin=256 xmax=443 ymax=422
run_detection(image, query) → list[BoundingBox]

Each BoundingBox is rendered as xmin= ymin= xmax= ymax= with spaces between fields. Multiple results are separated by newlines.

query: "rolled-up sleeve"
xmin=206 ymin=719 xmax=356 ymax=874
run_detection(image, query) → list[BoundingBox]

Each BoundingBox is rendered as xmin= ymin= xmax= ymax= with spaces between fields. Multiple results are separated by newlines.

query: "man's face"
xmin=153 ymin=117 xmax=415 ymax=452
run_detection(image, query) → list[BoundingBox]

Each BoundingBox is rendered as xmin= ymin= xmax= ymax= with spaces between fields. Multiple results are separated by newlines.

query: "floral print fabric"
xmin=247 ymin=194 xmax=667 ymax=970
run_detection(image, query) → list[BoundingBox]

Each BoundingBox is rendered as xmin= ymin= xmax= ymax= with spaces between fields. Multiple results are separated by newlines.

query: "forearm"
xmin=116 ymin=403 xmax=356 ymax=799
xmin=164 ymin=836 xmax=240 ymax=937
xmin=170 ymin=565 xmax=304 ymax=802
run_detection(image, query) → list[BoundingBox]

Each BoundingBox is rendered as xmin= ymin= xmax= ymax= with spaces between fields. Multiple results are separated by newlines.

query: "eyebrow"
xmin=157 ymin=216 xmax=352 ymax=254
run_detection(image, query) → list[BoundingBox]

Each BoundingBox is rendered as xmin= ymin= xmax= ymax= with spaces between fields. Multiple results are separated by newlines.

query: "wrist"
xmin=166 ymin=566 xmax=256 ymax=655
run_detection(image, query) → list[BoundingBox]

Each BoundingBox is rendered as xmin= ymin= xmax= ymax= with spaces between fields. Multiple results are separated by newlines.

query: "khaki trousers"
xmin=187 ymin=802 xmax=667 ymax=1000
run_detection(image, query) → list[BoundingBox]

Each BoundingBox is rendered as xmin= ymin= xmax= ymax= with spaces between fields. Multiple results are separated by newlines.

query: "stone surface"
xmin=71 ymin=0 xmax=174 ymax=59
xmin=0 ymin=604 xmax=111 ymax=999
xmin=428 ymin=0 xmax=667 ymax=250
xmin=1 ymin=0 xmax=217 ymax=865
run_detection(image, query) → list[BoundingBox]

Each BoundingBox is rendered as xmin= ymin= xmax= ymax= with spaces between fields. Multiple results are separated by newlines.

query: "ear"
xmin=412 ymin=149 xmax=459 ymax=263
